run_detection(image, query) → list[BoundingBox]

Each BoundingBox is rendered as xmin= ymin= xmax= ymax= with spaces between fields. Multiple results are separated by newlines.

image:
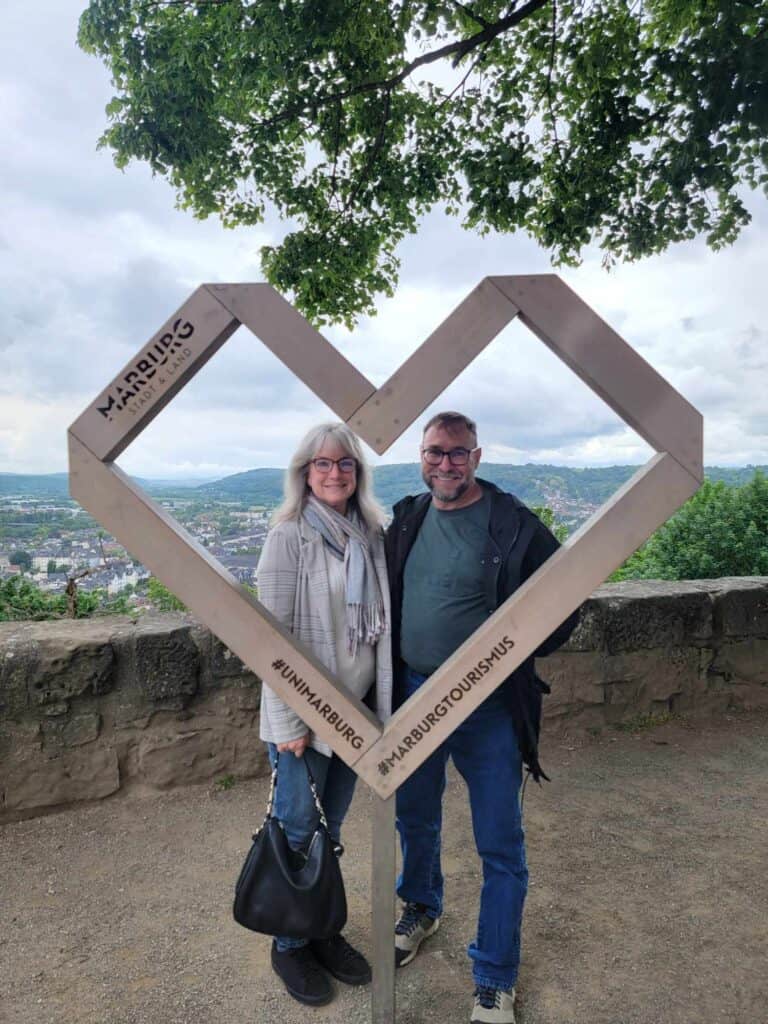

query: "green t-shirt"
xmin=400 ymin=492 xmax=492 ymax=675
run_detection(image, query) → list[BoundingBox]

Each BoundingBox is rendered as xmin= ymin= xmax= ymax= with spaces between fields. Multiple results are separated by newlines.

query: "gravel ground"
xmin=1 ymin=710 xmax=767 ymax=1024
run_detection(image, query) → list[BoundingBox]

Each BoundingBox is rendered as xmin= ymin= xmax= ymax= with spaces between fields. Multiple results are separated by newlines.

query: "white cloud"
xmin=1 ymin=1 xmax=767 ymax=479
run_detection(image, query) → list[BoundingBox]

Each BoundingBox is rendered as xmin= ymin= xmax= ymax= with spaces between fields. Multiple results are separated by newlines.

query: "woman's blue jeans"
xmin=267 ymin=743 xmax=357 ymax=951
xmin=395 ymin=668 xmax=528 ymax=990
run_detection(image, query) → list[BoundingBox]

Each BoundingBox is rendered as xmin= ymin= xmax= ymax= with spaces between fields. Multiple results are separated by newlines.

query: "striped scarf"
xmin=302 ymin=495 xmax=386 ymax=656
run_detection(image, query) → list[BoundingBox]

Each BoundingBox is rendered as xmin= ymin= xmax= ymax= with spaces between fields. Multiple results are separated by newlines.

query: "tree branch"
xmin=343 ymin=89 xmax=393 ymax=213
xmin=439 ymin=41 xmax=492 ymax=108
xmin=65 ymin=534 xmax=113 ymax=619
xmin=256 ymin=0 xmax=551 ymax=128
xmin=447 ymin=0 xmax=493 ymax=31
xmin=329 ymin=100 xmax=343 ymax=207
xmin=545 ymin=0 xmax=563 ymax=161
xmin=139 ymin=0 xmax=230 ymax=8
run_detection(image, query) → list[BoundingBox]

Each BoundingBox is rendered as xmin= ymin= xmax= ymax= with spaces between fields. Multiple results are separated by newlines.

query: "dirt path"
xmin=1 ymin=710 xmax=766 ymax=1024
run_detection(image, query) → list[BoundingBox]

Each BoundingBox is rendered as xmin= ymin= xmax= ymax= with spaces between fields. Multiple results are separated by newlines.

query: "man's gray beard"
xmin=423 ymin=471 xmax=471 ymax=503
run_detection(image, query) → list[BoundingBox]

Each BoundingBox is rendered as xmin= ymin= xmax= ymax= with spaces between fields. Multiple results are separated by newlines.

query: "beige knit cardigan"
xmin=257 ymin=515 xmax=393 ymax=756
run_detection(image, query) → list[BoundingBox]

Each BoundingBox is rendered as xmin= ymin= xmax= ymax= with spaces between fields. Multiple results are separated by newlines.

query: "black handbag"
xmin=233 ymin=753 xmax=347 ymax=940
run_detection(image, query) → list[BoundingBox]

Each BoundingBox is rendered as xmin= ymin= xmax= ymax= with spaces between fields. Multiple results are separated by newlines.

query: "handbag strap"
xmin=264 ymin=752 xmax=331 ymax=832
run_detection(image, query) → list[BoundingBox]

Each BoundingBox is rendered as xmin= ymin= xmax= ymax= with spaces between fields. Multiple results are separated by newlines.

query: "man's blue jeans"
xmin=395 ymin=667 xmax=528 ymax=990
xmin=267 ymin=743 xmax=357 ymax=952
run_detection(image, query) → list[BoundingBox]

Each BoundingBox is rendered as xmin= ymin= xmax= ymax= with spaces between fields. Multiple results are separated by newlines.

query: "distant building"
xmin=107 ymin=568 xmax=143 ymax=596
xmin=79 ymin=571 xmax=110 ymax=593
xmin=37 ymin=573 xmax=69 ymax=594
xmin=218 ymin=554 xmax=260 ymax=587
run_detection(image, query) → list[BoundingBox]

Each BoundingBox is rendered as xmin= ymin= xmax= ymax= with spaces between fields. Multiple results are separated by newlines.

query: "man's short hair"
xmin=422 ymin=411 xmax=478 ymax=444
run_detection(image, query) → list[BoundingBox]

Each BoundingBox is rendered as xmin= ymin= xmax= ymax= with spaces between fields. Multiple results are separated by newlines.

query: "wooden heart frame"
xmin=68 ymin=276 xmax=702 ymax=798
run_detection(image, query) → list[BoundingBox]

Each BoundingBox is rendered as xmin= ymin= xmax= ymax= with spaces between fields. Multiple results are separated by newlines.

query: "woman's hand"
xmin=277 ymin=733 xmax=311 ymax=758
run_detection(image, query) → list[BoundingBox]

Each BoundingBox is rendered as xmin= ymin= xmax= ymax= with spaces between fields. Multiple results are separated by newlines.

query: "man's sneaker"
xmin=470 ymin=985 xmax=516 ymax=1023
xmin=394 ymin=901 xmax=440 ymax=967
xmin=270 ymin=941 xmax=334 ymax=1006
xmin=309 ymin=934 xmax=372 ymax=985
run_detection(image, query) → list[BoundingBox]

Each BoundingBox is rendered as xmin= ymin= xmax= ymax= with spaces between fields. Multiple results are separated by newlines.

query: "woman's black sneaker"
xmin=271 ymin=941 xmax=334 ymax=1005
xmin=309 ymin=934 xmax=372 ymax=985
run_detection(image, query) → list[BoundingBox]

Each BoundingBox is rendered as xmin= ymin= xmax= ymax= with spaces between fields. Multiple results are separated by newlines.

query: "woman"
xmin=257 ymin=422 xmax=392 ymax=1007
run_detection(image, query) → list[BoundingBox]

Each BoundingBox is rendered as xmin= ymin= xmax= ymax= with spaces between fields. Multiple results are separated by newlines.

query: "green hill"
xmin=0 ymin=473 xmax=70 ymax=498
xmin=194 ymin=463 xmax=768 ymax=521
xmin=4 ymin=466 xmax=767 ymax=523
xmin=196 ymin=467 xmax=286 ymax=504
xmin=0 ymin=472 xmax=212 ymax=500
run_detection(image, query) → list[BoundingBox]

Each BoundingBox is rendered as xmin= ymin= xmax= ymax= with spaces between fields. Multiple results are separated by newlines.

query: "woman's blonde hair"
xmin=271 ymin=422 xmax=386 ymax=532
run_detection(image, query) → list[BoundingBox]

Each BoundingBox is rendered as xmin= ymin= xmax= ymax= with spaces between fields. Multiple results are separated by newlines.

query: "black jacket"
xmin=385 ymin=478 xmax=579 ymax=780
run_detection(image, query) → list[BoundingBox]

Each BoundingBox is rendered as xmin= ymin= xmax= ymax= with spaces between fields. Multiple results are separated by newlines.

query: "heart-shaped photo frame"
xmin=68 ymin=276 xmax=702 ymax=797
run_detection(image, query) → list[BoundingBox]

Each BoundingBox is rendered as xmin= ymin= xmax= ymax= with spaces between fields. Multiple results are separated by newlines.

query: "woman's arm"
xmin=258 ymin=524 xmax=311 ymax=752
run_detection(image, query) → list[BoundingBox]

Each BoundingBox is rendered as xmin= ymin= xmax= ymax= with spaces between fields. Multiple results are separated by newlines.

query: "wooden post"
xmin=371 ymin=792 xmax=396 ymax=1024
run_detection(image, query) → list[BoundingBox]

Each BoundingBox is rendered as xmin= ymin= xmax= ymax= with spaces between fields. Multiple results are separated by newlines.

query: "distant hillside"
xmin=195 ymin=462 xmax=635 ymax=507
xmin=371 ymin=463 xmax=638 ymax=510
xmin=0 ymin=473 xmax=70 ymax=498
xmin=196 ymin=463 xmax=768 ymax=519
xmin=4 ymin=466 xmax=767 ymax=520
xmin=0 ymin=472 xmax=213 ymax=499
xmin=198 ymin=462 xmax=661 ymax=510
xmin=706 ymin=466 xmax=768 ymax=487
xmin=197 ymin=467 xmax=286 ymax=504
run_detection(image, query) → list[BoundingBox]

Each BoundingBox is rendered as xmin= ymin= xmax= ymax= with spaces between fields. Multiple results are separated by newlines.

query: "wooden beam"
xmin=69 ymin=287 xmax=239 ymax=462
xmin=489 ymin=276 xmax=704 ymax=481
xmin=349 ymin=278 xmax=519 ymax=453
xmin=205 ymin=284 xmax=377 ymax=422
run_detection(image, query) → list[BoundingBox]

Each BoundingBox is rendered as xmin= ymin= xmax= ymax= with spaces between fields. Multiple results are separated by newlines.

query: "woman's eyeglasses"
xmin=309 ymin=457 xmax=357 ymax=473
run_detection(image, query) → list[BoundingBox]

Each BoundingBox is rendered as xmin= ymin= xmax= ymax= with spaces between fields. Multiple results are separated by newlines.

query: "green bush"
xmin=0 ymin=577 xmax=136 ymax=621
xmin=531 ymin=506 xmax=569 ymax=544
xmin=611 ymin=471 xmax=768 ymax=581
xmin=146 ymin=577 xmax=187 ymax=612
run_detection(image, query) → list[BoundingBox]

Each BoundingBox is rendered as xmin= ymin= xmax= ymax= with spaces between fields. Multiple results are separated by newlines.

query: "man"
xmin=385 ymin=411 xmax=578 ymax=1024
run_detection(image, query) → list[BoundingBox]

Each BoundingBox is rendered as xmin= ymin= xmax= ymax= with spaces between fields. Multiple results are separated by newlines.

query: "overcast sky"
xmin=2 ymin=2 xmax=767 ymax=482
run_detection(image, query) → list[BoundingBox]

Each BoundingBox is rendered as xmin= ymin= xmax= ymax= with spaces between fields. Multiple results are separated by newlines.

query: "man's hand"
xmin=277 ymin=733 xmax=311 ymax=758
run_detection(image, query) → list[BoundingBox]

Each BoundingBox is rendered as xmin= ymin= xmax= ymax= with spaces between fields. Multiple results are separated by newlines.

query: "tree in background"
xmin=78 ymin=1 xmax=767 ymax=326
xmin=531 ymin=505 xmax=568 ymax=543
xmin=612 ymin=471 xmax=768 ymax=581
xmin=0 ymin=577 xmax=101 ymax=621
xmin=9 ymin=550 xmax=32 ymax=573
xmin=0 ymin=577 xmax=138 ymax=622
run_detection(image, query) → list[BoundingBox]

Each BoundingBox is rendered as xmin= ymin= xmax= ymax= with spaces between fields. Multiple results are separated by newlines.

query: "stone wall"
xmin=2 ymin=578 xmax=767 ymax=821
xmin=0 ymin=614 xmax=266 ymax=822
xmin=542 ymin=577 xmax=768 ymax=727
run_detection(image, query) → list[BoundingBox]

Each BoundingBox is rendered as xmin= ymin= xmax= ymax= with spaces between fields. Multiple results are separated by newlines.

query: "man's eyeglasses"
xmin=420 ymin=446 xmax=479 ymax=467
xmin=309 ymin=457 xmax=357 ymax=473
